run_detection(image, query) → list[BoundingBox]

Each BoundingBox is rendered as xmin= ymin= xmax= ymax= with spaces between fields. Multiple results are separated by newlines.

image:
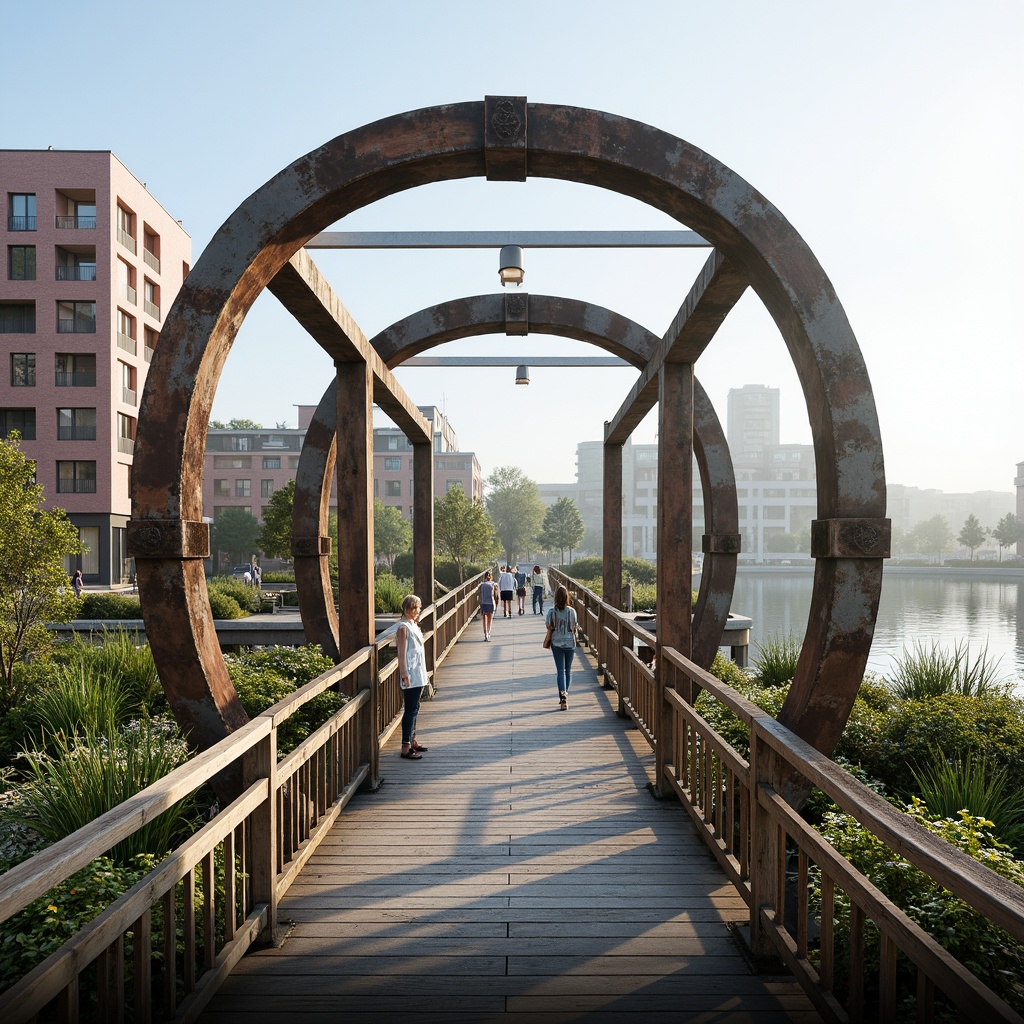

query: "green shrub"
xmin=563 ymin=556 xmax=602 ymax=581
xmin=622 ymin=557 xmax=657 ymax=585
xmin=391 ymin=553 xmax=414 ymax=578
xmin=207 ymin=590 xmax=245 ymax=619
xmin=811 ymin=798 xmax=1024 ymax=1009
xmin=224 ymin=646 xmax=343 ymax=754
xmin=78 ymin=593 xmax=142 ymax=619
xmin=888 ymin=640 xmax=1010 ymax=699
xmin=261 ymin=570 xmax=294 ymax=584
xmin=207 ymin=577 xmax=257 ymax=614
xmin=53 ymin=628 xmax=161 ymax=712
xmin=5 ymin=718 xmax=195 ymax=864
xmin=752 ymin=632 xmax=801 ymax=687
xmin=375 ymin=575 xmax=413 ymax=613
xmin=24 ymin=665 xmax=129 ymax=747
xmin=433 ymin=561 xmax=484 ymax=590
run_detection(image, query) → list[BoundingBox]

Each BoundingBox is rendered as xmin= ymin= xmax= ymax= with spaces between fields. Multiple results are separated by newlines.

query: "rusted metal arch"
xmin=290 ymin=295 xmax=738 ymax=671
xmin=129 ymin=98 xmax=888 ymax=758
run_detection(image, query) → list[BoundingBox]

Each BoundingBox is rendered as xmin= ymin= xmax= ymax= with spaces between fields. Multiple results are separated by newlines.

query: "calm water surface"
xmin=729 ymin=569 xmax=1024 ymax=685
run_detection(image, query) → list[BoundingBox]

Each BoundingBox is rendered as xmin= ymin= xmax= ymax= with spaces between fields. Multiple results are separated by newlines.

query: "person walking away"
xmin=252 ymin=562 xmax=262 ymax=591
xmin=72 ymin=570 xmax=83 ymax=598
xmin=531 ymin=565 xmax=545 ymax=614
xmin=545 ymin=585 xmax=579 ymax=710
xmin=497 ymin=566 xmax=516 ymax=618
xmin=396 ymin=594 xmax=430 ymax=758
xmin=514 ymin=565 xmax=528 ymax=615
xmin=479 ymin=570 xmax=497 ymax=640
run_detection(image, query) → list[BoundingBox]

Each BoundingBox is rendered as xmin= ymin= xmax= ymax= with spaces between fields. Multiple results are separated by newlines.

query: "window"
xmin=387 ymin=436 xmax=399 ymax=450
xmin=120 ymin=361 xmax=136 ymax=404
xmin=446 ymin=480 xmax=464 ymax=493
xmin=235 ymin=479 xmax=251 ymax=497
xmin=117 ymin=259 xmax=137 ymax=304
xmin=0 ymin=408 xmax=35 ymax=440
xmin=233 ymin=436 xmax=250 ymax=452
xmin=213 ymin=479 xmax=230 ymax=498
xmin=8 ymin=246 xmax=35 ymax=280
xmin=55 ymin=247 xmax=96 ymax=281
xmin=384 ymin=457 xmax=401 ymax=471
xmin=288 ymin=456 xmax=300 ymax=470
xmin=143 ymin=326 xmax=158 ymax=362
xmin=10 ymin=353 xmax=35 ymax=386
xmin=144 ymin=278 xmax=160 ymax=319
xmin=79 ymin=526 xmax=100 ymax=575
xmin=385 ymin=480 xmax=401 ymax=497
xmin=117 ymin=204 xmax=136 ymax=252
xmin=764 ymin=506 xmax=787 ymax=520
xmin=262 ymin=456 xmax=281 ymax=470
xmin=1 ymin=304 xmax=35 ymax=334
xmin=55 ymin=353 xmax=96 ymax=387
xmin=143 ymin=227 xmax=160 ymax=272
xmin=213 ymin=456 xmax=251 ymax=469
xmin=56 ymin=460 xmax=96 ymax=493
xmin=57 ymin=301 xmax=96 ymax=334
xmin=117 ymin=413 xmax=135 ymax=454
xmin=58 ymin=407 xmax=97 ymax=441
xmin=9 ymin=194 xmax=36 ymax=231
xmin=261 ymin=479 xmax=274 ymax=498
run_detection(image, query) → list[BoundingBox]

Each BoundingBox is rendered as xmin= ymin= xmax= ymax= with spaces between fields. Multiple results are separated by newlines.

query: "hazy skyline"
xmin=6 ymin=1 xmax=1021 ymax=495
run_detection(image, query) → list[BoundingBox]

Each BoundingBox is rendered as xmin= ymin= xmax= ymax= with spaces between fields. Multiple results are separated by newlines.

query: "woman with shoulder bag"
xmin=544 ymin=585 xmax=579 ymax=711
xmin=396 ymin=594 xmax=430 ymax=759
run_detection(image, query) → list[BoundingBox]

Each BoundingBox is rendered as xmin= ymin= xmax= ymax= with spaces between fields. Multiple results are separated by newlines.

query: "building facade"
xmin=0 ymin=150 xmax=191 ymax=585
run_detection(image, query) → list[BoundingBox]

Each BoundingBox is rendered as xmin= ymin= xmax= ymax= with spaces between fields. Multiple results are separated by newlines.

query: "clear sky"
xmin=6 ymin=0 xmax=1021 ymax=495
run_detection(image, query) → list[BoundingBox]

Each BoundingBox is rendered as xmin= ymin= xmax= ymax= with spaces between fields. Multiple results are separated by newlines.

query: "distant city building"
xmin=887 ymin=484 xmax=1015 ymax=551
xmin=202 ymin=405 xmax=481 ymax=563
xmin=1017 ymin=461 xmax=1024 ymax=557
xmin=727 ymin=384 xmax=780 ymax=469
xmin=0 ymin=149 xmax=191 ymax=586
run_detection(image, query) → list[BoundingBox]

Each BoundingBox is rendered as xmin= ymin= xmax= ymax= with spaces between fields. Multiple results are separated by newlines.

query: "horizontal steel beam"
xmin=305 ymin=230 xmax=710 ymax=249
xmin=400 ymin=355 xmax=629 ymax=367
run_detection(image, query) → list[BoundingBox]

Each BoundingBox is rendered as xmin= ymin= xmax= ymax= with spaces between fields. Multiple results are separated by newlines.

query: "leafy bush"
xmin=391 ymin=553 xmax=414 ymax=578
xmin=811 ymin=799 xmax=1024 ymax=1009
xmin=207 ymin=577 xmax=257 ymax=615
xmin=622 ymin=557 xmax=657 ymax=585
xmin=207 ymin=590 xmax=245 ymax=619
xmin=909 ymin=748 xmax=1024 ymax=850
xmin=434 ymin=561 xmax=484 ymax=590
xmin=224 ymin=646 xmax=343 ymax=754
xmin=752 ymin=632 xmax=801 ymax=687
xmin=78 ymin=593 xmax=142 ymax=619
xmin=888 ymin=640 xmax=1009 ymax=699
xmin=261 ymin=571 xmax=294 ymax=584
xmin=563 ymin=556 xmax=602 ymax=581
xmin=5 ymin=718 xmax=195 ymax=864
xmin=375 ymin=574 xmax=413 ymax=613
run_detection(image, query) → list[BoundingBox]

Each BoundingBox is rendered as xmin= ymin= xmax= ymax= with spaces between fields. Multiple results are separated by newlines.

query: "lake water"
xmin=729 ymin=569 xmax=1024 ymax=686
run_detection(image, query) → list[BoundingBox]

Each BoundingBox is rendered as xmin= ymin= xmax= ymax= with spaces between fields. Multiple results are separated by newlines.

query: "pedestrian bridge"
xmin=2 ymin=571 xmax=1022 ymax=1023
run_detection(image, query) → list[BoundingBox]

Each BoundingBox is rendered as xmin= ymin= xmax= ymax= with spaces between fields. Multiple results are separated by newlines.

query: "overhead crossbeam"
xmin=268 ymin=250 xmax=431 ymax=445
xmin=604 ymin=250 xmax=748 ymax=444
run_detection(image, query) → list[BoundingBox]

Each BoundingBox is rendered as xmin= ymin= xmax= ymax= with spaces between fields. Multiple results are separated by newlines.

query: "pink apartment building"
xmin=202 ymin=404 xmax=482 ymax=565
xmin=1 ymin=150 xmax=191 ymax=586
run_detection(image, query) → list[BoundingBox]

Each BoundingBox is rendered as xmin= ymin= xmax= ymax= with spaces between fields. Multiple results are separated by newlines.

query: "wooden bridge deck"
xmin=200 ymin=610 xmax=821 ymax=1022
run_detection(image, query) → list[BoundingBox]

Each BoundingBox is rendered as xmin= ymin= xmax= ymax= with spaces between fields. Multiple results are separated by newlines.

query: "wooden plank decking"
xmin=200 ymin=609 xmax=821 ymax=1022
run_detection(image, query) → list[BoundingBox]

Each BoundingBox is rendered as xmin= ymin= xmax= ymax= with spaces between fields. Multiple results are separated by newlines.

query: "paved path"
xmin=201 ymin=607 xmax=821 ymax=1022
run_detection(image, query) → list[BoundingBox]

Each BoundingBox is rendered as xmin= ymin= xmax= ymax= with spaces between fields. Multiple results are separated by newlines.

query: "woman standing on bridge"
xmin=396 ymin=594 xmax=430 ymax=759
xmin=544 ymin=585 xmax=579 ymax=711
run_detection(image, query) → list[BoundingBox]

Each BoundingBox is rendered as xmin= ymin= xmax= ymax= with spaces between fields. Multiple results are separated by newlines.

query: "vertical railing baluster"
xmin=797 ymin=850 xmax=809 ymax=957
xmin=162 ymin=887 xmax=177 ymax=1017
xmin=916 ymin=969 xmax=934 ymax=1023
xmin=820 ymin=874 xmax=835 ymax=993
xmin=224 ymin=831 xmax=236 ymax=943
xmin=57 ymin=974 xmax=79 ymax=1023
xmin=202 ymin=851 xmax=216 ymax=971
xmin=182 ymin=868 xmax=196 ymax=994
xmin=132 ymin=909 xmax=152 ymax=1023
xmin=880 ymin=932 xmax=897 ymax=1022
xmin=849 ymin=901 xmax=865 ymax=1024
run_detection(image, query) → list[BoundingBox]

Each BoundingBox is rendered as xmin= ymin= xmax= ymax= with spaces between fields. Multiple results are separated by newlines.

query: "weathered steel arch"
xmin=129 ymin=98 xmax=888 ymax=758
xmin=291 ymin=296 xmax=738 ymax=671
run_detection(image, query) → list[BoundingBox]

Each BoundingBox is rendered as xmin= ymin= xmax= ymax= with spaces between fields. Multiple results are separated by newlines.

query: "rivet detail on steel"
xmin=127 ymin=519 xmax=210 ymax=559
xmin=491 ymin=100 xmax=522 ymax=141
xmin=811 ymin=518 xmax=891 ymax=559
xmin=703 ymin=533 xmax=742 ymax=554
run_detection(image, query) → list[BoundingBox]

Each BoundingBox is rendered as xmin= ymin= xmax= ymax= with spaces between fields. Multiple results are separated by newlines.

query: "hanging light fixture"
xmin=515 ymin=364 xmax=530 ymax=385
xmin=498 ymin=244 xmax=524 ymax=286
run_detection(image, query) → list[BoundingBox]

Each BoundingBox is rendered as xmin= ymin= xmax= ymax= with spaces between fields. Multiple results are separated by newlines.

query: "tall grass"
xmin=375 ymin=575 xmax=413 ymax=613
xmin=888 ymin=640 xmax=1008 ymax=700
xmin=910 ymin=748 xmax=1024 ymax=850
xmin=25 ymin=665 xmax=128 ymax=746
xmin=753 ymin=632 xmax=801 ymax=687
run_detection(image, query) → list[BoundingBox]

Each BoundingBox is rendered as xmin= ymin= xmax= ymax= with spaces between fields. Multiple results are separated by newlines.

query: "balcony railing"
xmin=55 ymin=215 xmax=97 ymax=229
xmin=117 ymin=436 xmax=135 ymax=455
xmin=117 ymin=333 xmax=137 ymax=355
xmin=56 ymin=478 xmax=97 ymax=493
xmin=0 ymin=316 xmax=35 ymax=334
xmin=144 ymin=299 xmax=160 ymax=321
xmin=117 ymin=227 xmax=136 ymax=254
xmin=143 ymin=345 xmax=154 ymax=363
xmin=57 ymin=318 xmax=96 ymax=334
xmin=7 ymin=216 xmax=36 ymax=231
xmin=122 ymin=285 xmax=137 ymax=305
xmin=122 ymin=385 xmax=137 ymax=406
xmin=56 ymin=265 xmax=97 ymax=281
xmin=58 ymin=426 xmax=97 ymax=441
xmin=143 ymin=248 xmax=160 ymax=273
xmin=55 ymin=371 xmax=97 ymax=387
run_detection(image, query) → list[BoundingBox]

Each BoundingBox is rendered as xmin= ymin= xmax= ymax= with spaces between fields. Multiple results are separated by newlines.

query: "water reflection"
xmin=729 ymin=570 xmax=1024 ymax=685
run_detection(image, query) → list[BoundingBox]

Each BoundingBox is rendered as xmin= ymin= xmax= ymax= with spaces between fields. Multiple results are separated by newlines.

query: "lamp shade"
xmin=498 ymin=244 xmax=525 ymax=286
xmin=515 ymin=364 xmax=530 ymax=385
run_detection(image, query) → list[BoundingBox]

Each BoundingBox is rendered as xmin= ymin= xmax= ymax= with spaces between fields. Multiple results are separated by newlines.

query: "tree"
xmin=211 ymin=508 xmax=261 ymax=567
xmin=227 ymin=418 xmax=261 ymax=430
xmin=0 ymin=434 xmax=81 ymax=706
xmin=434 ymin=488 xmax=498 ymax=582
xmin=539 ymin=497 xmax=586 ymax=563
xmin=957 ymin=514 xmax=987 ymax=562
xmin=910 ymin=515 xmax=953 ymax=563
xmin=374 ymin=499 xmax=412 ymax=570
xmin=993 ymin=513 xmax=1022 ymax=562
xmin=484 ymin=466 xmax=545 ymax=566
xmin=257 ymin=480 xmax=295 ymax=558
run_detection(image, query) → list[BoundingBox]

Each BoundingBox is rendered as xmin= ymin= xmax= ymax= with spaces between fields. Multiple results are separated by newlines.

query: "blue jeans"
xmin=532 ymin=586 xmax=544 ymax=613
xmin=402 ymin=686 xmax=424 ymax=744
xmin=551 ymin=645 xmax=575 ymax=694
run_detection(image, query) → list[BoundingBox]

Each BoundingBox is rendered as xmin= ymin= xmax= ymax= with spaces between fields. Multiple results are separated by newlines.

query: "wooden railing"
xmin=0 ymin=575 xmax=482 ymax=1023
xmin=549 ymin=567 xmax=1024 ymax=1024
